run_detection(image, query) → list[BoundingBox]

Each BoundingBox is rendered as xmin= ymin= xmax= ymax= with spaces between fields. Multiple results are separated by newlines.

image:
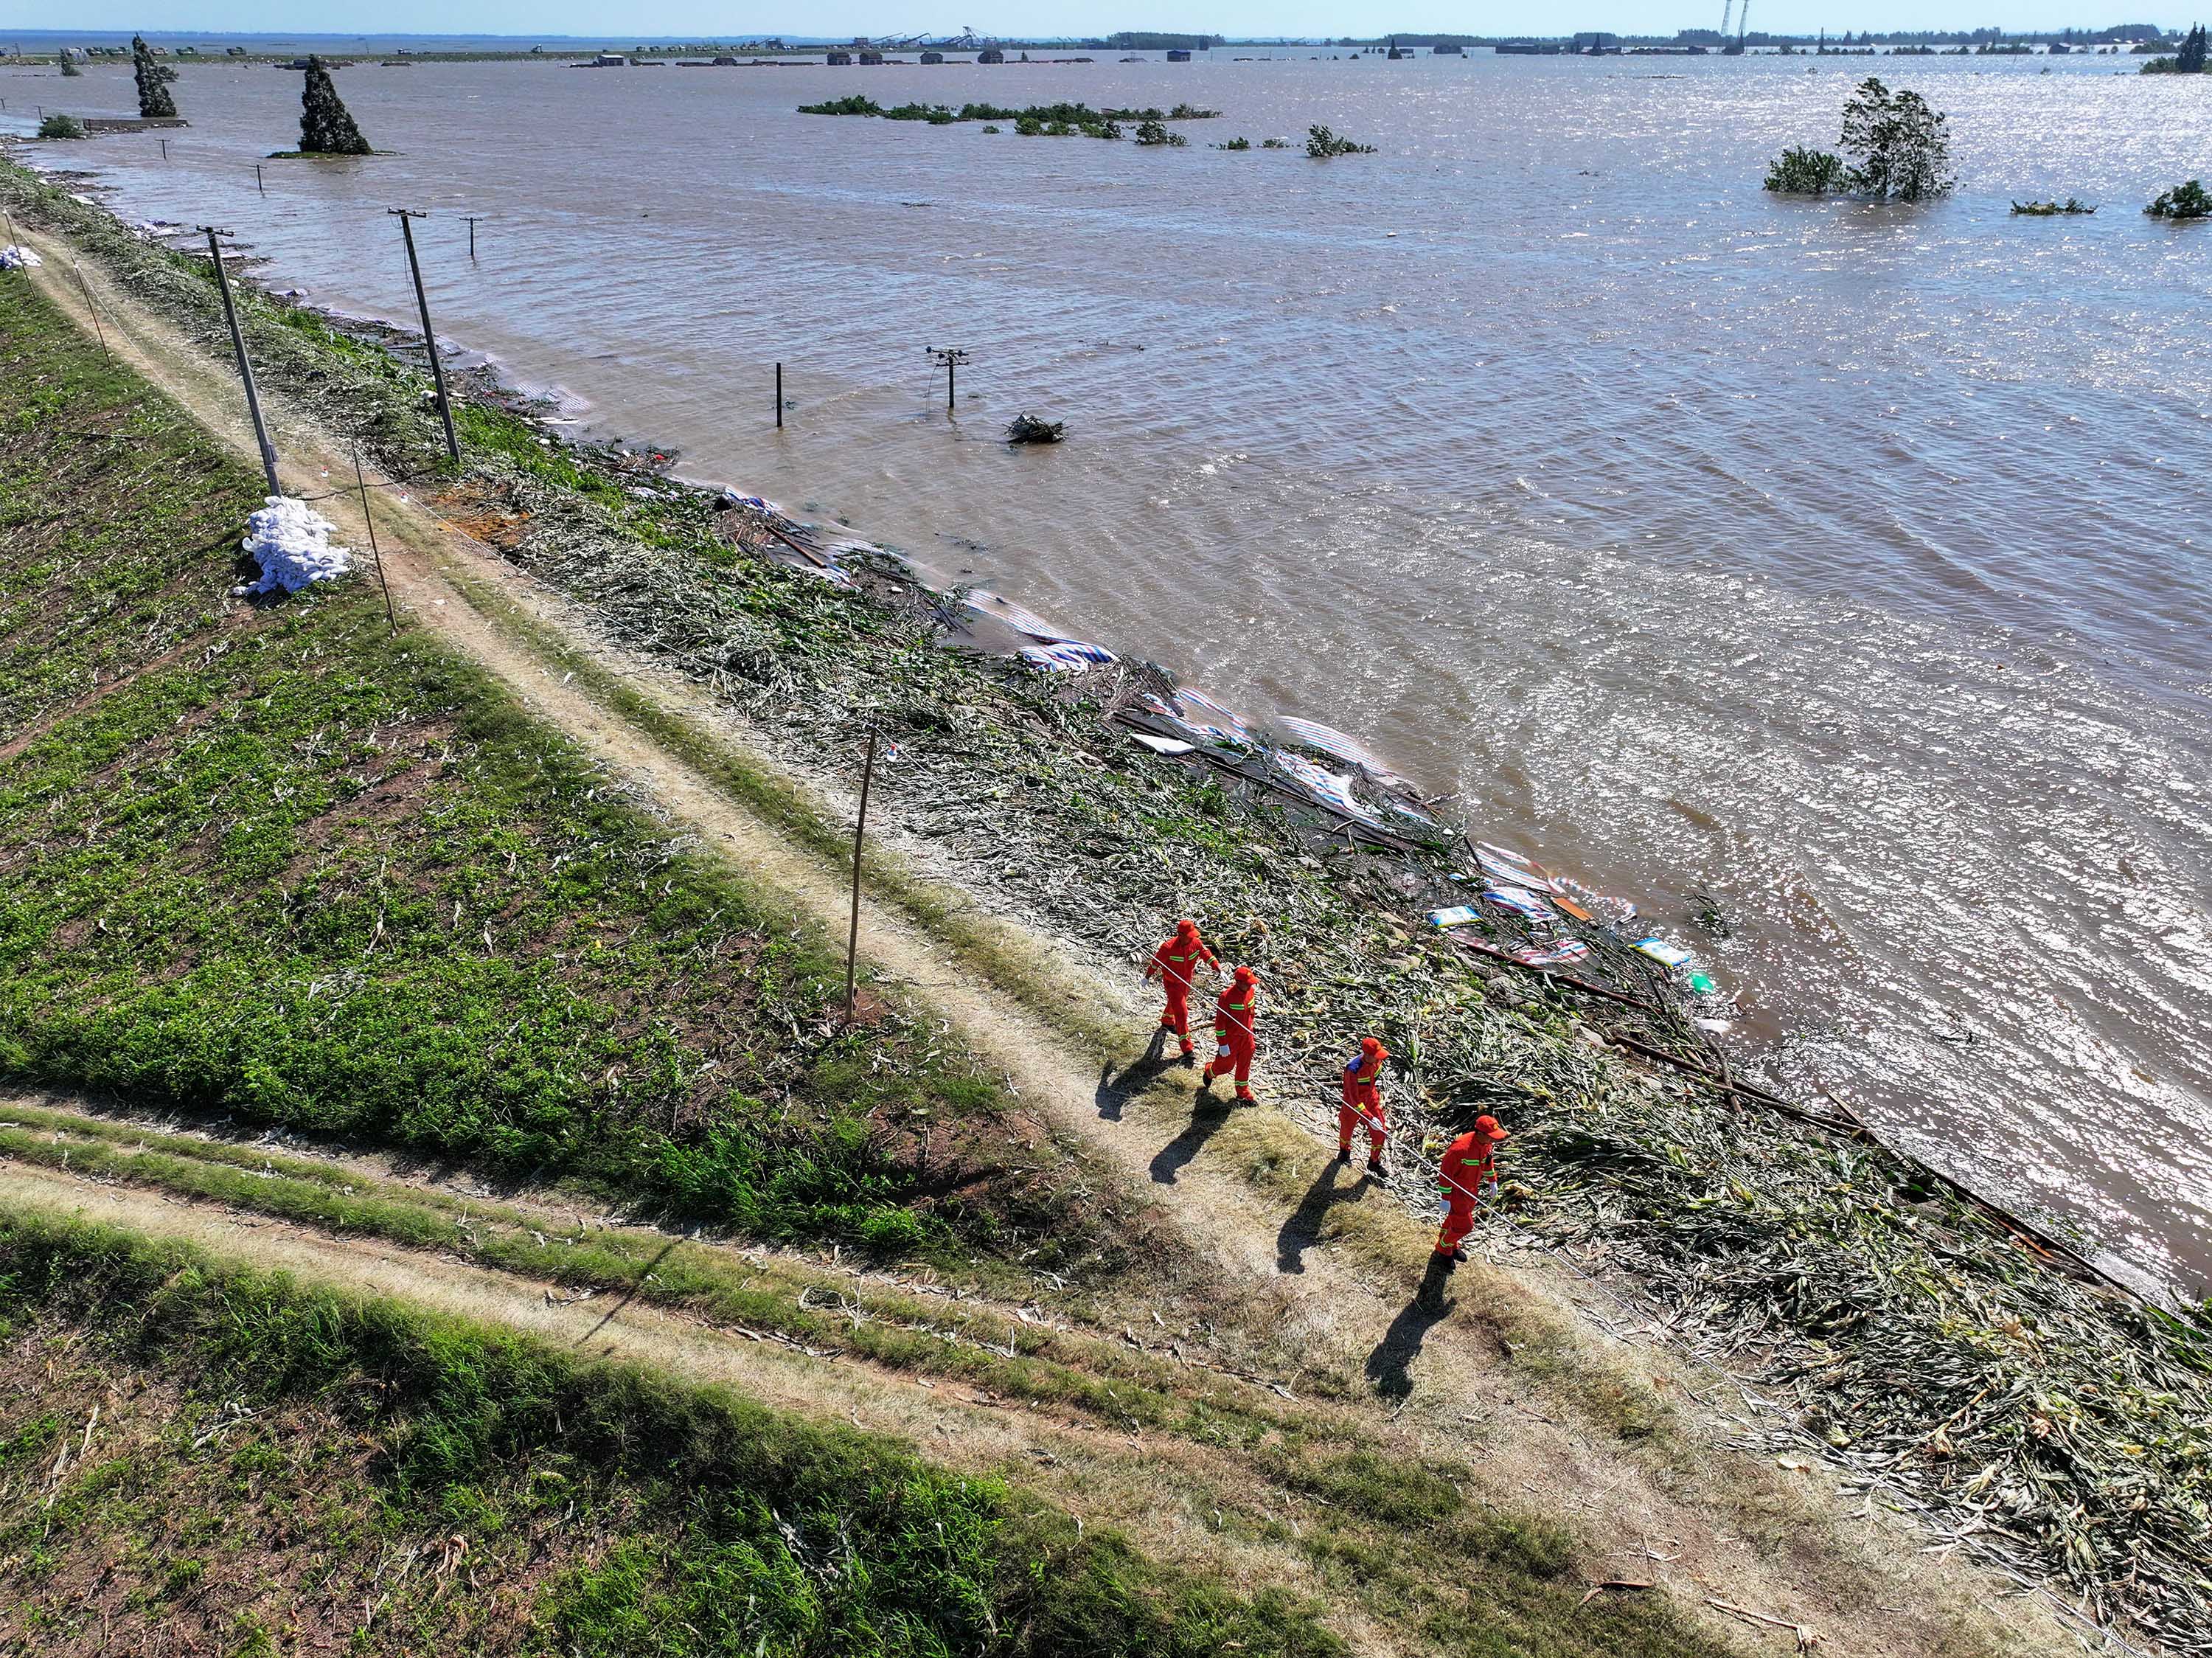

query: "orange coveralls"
xmin=1433 ymin=1121 xmax=1506 ymax=1258
xmin=1203 ymin=970 xmax=1260 ymax=1100
xmin=1147 ymin=922 xmax=1220 ymax=1056
xmin=1338 ymin=1038 xmax=1388 ymax=1162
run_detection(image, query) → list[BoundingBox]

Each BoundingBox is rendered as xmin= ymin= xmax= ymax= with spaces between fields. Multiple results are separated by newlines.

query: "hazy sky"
xmin=18 ymin=1 xmax=2181 ymax=38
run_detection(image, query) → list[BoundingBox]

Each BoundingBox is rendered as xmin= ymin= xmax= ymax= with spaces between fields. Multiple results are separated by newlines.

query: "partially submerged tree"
xmin=1133 ymin=119 xmax=1187 ymax=147
xmin=1765 ymin=77 xmax=1953 ymax=201
xmin=1306 ymin=124 xmax=1377 ymax=157
xmin=1764 ymin=145 xmax=1849 ymax=194
xmin=297 ymin=56 xmax=372 ymax=155
xmin=59 ymin=52 xmax=82 ymax=77
xmin=131 ymin=33 xmax=177 ymax=118
xmin=2144 ymin=178 xmax=2211 ymax=219
xmin=1840 ymin=77 xmax=1954 ymax=200
xmin=38 ymin=113 xmax=87 ymax=139
xmin=2146 ymin=21 xmax=2212 ymax=71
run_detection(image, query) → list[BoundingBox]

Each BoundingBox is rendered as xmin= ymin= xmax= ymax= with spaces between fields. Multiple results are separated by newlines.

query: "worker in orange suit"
xmin=1200 ymin=965 xmax=1261 ymax=1102
xmin=1433 ymin=1114 xmax=1509 ymax=1264
xmin=1338 ymin=1036 xmax=1390 ymax=1174
xmin=1144 ymin=918 xmax=1220 ymax=1062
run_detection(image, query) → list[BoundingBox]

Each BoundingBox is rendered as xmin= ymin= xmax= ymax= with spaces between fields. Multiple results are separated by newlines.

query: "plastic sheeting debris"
xmin=1128 ymin=732 xmax=1196 ymax=756
xmin=237 ymin=496 xmax=354 ymax=594
xmin=964 ymin=593 xmax=1075 ymax=642
xmin=1276 ymin=715 xmax=1411 ymax=787
xmin=1273 ymin=751 xmax=1380 ymax=823
xmin=0 ymin=246 xmax=42 ymax=270
xmin=1018 ymin=639 xmax=1116 ymax=672
xmin=1484 ymin=885 xmax=1557 ymax=923
xmin=1513 ymin=937 xmax=1591 ymax=967
xmin=1632 ymin=936 xmax=1694 ymax=968
xmin=1427 ymin=905 xmax=1482 ymax=929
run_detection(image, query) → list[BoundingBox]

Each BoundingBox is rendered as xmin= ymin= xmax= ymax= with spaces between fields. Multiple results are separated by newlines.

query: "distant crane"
xmin=1719 ymin=0 xmax=1733 ymax=38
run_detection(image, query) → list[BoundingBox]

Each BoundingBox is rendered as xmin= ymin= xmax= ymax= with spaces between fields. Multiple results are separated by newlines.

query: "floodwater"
xmin=7 ymin=49 xmax=2210 ymax=1297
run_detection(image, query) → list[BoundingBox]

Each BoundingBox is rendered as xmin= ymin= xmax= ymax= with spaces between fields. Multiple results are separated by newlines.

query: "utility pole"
xmin=775 ymin=361 xmax=783 ymax=428
xmin=461 ymin=215 xmax=483 ymax=259
xmin=255 ymin=162 xmax=265 ymax=195
xmin=389 ymin=208 xmax=459 ymax=468
xmin=844 ymin=724 xmax=878 ymax=1024
xmin=926 ymin=345 xmax=970 ymax=412
xmin=200 ymin=226 xmax=280 ymax=496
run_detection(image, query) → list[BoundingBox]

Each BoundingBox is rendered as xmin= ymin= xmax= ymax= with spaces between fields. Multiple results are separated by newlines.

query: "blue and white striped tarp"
xmin=1483 ymin=885 xmax=1557 ymax=922
xmin=964 ymin=594 xmax=1075 ymax=642
xmin=1018 ymin=639 xmax=1118 ymax=672
xmin=1274 ymin=752 xmax=1380 ymax=822
xmin=1176 ymin=688 xmax=1251 ymax=743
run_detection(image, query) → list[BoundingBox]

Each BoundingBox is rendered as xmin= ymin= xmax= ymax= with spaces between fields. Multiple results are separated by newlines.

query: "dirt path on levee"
xmin=7 ymin=223 xmax=2090 ymax=1658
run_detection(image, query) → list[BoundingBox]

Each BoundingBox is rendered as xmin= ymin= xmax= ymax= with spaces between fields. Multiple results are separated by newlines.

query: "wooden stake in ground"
xmin=844 ymin=725 xmax=878 ymax=1023
xmin=351 ymin=438 xmax=398 ymax=635
xmin=389 ymin=208 xmax=460 ymax=469
xmin=199 ymin=225 xmax=280 ymax=496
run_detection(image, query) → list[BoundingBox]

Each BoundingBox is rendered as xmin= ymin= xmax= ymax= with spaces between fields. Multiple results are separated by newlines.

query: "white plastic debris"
xmin=0 ymin=246 xmax=42 ymax=270
xmin=237 ymin=496 xmax=354 ymax=594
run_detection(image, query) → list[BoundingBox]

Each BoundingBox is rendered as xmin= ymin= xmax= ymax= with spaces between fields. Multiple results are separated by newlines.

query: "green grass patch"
xmin=0 ymin=277 xmax=1071 ymax=1263
xmin=0 ymin=1210 xmax=1344 ymax=1657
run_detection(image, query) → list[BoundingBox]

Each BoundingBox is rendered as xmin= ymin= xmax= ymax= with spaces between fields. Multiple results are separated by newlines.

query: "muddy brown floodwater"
xmin=7 ymin=46 xmax=2209 ymax=1297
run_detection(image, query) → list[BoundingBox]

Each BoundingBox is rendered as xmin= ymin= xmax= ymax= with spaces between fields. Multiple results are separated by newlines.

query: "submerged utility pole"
xmin=200 ymin=226 xmax=280 ymax=496
xmin=462 ymin=214 xmax=484 ymax=259
xmin=389 ymin=207 xmax=460 ymax=468
xmin=844 ymin=725 xmax=878 ymax=1023
xmin=926 ymin=344 xmax=970 ymax=412
xmin=775 ymin=361 xmax=783 ymax=428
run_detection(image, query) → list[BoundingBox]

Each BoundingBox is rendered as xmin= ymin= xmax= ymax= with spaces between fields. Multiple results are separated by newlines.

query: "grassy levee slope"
xmin=0 ymin=276 xmax=1074 ymax=1266
xmin=0 ymin=1212 xmax=1340 ymax=1657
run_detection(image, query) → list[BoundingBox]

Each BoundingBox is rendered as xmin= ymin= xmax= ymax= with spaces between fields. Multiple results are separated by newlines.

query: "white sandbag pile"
xmin=0 ymin=246 xmax=43 ymax=270
xmin=237 ymin=496 xmax=355 ymax=594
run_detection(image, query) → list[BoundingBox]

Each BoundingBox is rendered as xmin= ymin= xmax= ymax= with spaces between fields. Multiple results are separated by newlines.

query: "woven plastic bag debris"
xmin=237 ymin=496 xmax=353 ymax=594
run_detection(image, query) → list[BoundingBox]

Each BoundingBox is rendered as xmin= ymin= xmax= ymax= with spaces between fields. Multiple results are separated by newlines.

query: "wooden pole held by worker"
xmin=201 ymin=226 xmax=280 ymax=496
xmin=844 ymin=726 xmax=877 ymax=1023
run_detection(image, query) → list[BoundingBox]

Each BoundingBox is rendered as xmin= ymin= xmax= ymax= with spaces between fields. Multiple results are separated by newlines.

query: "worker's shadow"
xmin=1149 ymin=1089 xmax=1233 ymax=1184
xmin=1363 ymin=1256 xmax=1456 ymax=1403
xmin=1097 ymin=1027 xmax=1181 ymax=1123
xmin=1275 ymin=1159 xmax=1368 ymax=1274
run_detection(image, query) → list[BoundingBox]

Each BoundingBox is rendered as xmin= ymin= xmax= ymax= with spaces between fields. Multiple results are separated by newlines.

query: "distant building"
xmin=920 ymin=49 xmax=944 ymax=63
xmin=825 ymin=49 xmax=853 ymax=64
xmin=977 ymin=46 xmax=1004 ymax=62
xmin=712 ymin=54 xmax=740 ymax=64
xmin=858 ymin=49 xmax=883 ymax=63
xmin=1166 ymin=47 xmax=1192 ymax=60
xmin=590 ymin=53 xmax=628 ymax=66
xmin=1433 ymin=41 xmax=1464 ymax=53
xmin=1495 ymin=40 xmax=1559 ymax=53
xmin=1573 ymin=31 xmax=1621 ymax=52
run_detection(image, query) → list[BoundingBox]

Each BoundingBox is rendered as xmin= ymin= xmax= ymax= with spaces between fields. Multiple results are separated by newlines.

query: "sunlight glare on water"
xmin=13 ymin=46 xmax=2209 ymax=1294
